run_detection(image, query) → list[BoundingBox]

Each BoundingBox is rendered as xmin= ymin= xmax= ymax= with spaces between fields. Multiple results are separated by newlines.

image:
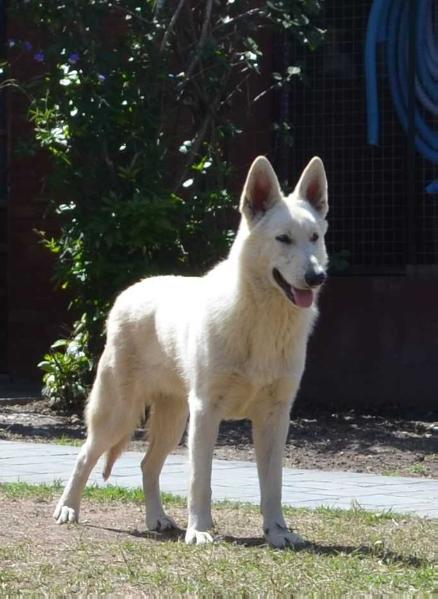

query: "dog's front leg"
xmin=185 ymin=395 xmax=220 ymax=545
xmin=252 ymin=399 xmax=307 ymax=549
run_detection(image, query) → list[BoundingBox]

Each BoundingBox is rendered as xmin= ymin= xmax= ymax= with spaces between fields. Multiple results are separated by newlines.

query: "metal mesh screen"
xmin=282 ymin=0 xmax=438 ymax=273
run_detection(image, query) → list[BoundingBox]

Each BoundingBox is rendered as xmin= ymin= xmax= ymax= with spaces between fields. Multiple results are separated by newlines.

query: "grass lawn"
xmin=0 ymin=482 xmax=437 ymax=595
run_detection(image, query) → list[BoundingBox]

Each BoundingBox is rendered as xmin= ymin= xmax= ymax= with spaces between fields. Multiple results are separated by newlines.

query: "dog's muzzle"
xmin=272 ymin=268 xmax=314 ymax=308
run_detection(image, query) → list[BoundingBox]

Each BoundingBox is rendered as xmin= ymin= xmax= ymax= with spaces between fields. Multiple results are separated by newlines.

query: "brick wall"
xmin=6 ymin=23 xmax=68 ymax=381
xmin=7 ymin=140 xmax=68 ymax=379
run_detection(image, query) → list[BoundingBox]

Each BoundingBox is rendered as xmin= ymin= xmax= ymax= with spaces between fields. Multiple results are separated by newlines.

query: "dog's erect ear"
xmin=240 ymin=156 xmax=282 ymax=222
xmin=295 ymin=156 xmax=328 ymax=218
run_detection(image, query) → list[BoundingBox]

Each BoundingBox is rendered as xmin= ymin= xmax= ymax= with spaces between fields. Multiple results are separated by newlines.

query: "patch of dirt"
xmin=0 ymin=497 xmax=178 ymax=550
xmin=0 ymin=400 xmax=437 ymax=478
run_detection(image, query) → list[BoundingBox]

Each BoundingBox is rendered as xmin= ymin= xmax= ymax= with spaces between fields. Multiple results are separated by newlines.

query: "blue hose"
xmin=365 ymin=0 xmax=438 ymax=166
xmin=391 ymin=0 xmax=438 ymax=153
xmin=365 ymin=0 xmax=386 ymax=147
xmin=417 ymin=0 xmax=437 ymax=104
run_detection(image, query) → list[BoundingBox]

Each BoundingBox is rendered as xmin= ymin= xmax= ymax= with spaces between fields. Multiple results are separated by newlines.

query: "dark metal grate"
xmin=283 ymin=0 xmax=438 ymax=273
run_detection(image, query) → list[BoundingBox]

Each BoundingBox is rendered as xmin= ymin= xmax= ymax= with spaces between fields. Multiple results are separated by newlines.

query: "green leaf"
xmin=37 ymin=361 xmax=54 ymax=372
xmin=50 ymin=339 xmax=68 ymax=349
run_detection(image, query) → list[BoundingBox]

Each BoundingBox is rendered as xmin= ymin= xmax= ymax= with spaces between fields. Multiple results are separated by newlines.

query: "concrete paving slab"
xmin=1 ymin=440 xmax=437 ymax=518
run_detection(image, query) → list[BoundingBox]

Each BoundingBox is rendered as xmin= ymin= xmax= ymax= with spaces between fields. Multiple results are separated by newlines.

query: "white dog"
xmin=54 ymin=155 xmax=329 ymax=548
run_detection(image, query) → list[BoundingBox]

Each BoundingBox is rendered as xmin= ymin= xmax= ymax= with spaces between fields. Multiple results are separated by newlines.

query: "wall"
xmin=299 ymin=275 xmax=438 ymax=414
xmin=7 ymin=128 xmax=68 ymax=380
xmin=6 ymin=23 xmax=68 ymax=381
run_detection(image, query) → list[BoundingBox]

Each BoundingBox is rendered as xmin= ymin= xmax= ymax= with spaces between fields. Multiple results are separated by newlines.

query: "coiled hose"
xmin=365 ymin=0 xmax=438 ymax=168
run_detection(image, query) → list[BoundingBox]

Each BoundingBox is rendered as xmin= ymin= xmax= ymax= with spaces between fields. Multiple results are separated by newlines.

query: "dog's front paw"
xmin=264 ymin=524 xmax=307 ymax=549
xmin=147 ymin=513 xmax=178 ymax=532
xmin=185 ymin=527 xmax=214 ymax=545
xmin=53 ymin=503 xmax=79 ymax=524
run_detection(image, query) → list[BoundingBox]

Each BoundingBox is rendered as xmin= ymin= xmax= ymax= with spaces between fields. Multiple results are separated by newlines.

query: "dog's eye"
xmin=311 ymin=233 xmax=319 ymax=243
xmin=276 ymin=234 xmax=293 ymax=245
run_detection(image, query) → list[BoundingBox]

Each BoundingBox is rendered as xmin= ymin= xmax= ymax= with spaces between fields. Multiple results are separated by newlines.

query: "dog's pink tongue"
xmin=292 ymin=287 xmax=314 ymax=308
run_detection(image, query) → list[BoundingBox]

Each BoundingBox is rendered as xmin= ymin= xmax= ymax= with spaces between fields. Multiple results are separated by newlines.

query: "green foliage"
xmin=8 ymin=0 xmax=324 ymax=410
xmin=37 ymin=317 xmax=93 ymax=412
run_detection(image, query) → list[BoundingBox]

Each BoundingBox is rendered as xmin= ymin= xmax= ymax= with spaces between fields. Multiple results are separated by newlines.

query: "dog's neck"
xmin=236 ymin=267 xmax=316 ymax=332
xmin=208 ymin=253 xmax=316 ymax=373
xmin=216 ymin=270 xmax=315 ymax=383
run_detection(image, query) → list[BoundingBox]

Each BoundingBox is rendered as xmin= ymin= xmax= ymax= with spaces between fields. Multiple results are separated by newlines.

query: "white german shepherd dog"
xmin=54 ymin=155 xmax=329 ymax=548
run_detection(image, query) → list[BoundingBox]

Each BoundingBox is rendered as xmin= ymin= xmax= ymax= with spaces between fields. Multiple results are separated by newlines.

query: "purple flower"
xmin=23 ymin=41 xmax=33 ymax=51
xmin=97 ymin=73 xmax=106 ymax=82
xmin=68 ymin=52 xmax=80 ymax=65
xmin=33 ymin=51 xmax=45 ymax=62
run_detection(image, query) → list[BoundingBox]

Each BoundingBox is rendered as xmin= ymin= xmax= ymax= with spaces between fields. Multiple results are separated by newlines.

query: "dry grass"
xmin=0 ymin=483 xmax=437 ymax=595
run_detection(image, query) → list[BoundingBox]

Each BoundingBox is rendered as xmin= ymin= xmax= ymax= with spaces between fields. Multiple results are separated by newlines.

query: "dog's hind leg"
xmin=141 ymin=396 xmax=188 ymax=531
xmin=53 ymin=430 xmax=109 ymax=524
xmin=53 ymin=361 xmax=142 ymax=524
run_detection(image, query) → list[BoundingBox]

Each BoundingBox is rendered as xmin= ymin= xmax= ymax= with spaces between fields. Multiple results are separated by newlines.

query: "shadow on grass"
xmin=85 ymin=523 xmax=183 ymax=542
xmin=220 ymin=537 xmax=432 ymax=568
xmin=84 ymin=523 xmax=431 ymax=568
xmin=301 ymin=542 xmax=431 ymax=568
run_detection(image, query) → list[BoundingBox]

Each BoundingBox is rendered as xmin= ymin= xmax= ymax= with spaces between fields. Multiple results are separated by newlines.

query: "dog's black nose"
xmin=304 ymin=271 xmax=326 ymax=288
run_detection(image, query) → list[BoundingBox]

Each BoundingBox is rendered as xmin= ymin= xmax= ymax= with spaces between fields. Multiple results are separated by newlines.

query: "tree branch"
xmin=160 ymin=0 xmax=188 ymax=53
xmin=185 ymin=0 xmax=213 ymax=81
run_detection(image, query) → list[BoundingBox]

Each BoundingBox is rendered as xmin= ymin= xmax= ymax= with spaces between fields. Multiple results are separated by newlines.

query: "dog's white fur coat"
xmin=54 ymin=156 xmax=329 ymax=548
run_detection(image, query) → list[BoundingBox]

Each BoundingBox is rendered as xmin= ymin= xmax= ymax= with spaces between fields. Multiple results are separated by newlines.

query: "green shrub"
xmin=8 ymin=0 xmax=324 ymax=411
xmin=38 ymin=316 xmax=93 ymax=412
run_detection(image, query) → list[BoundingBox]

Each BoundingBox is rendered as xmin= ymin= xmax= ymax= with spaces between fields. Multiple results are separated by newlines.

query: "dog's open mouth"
xmin=272 ymin=268 xmax=314 ymax=308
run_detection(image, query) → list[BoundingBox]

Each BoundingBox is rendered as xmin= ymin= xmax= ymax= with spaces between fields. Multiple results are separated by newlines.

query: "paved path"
xmin=1 ymin=440 xmax=437 ymax=518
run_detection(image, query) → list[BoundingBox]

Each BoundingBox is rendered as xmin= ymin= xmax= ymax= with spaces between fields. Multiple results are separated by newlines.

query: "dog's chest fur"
xmin=222 ymin=294 xmax=315 ymax=382
xmin=180 ymin=272 xmax=318 ymax=418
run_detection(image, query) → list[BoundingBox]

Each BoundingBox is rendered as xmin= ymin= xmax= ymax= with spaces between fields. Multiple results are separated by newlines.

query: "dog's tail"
xmin=102 ymin=436 xmax=130 ymax=481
